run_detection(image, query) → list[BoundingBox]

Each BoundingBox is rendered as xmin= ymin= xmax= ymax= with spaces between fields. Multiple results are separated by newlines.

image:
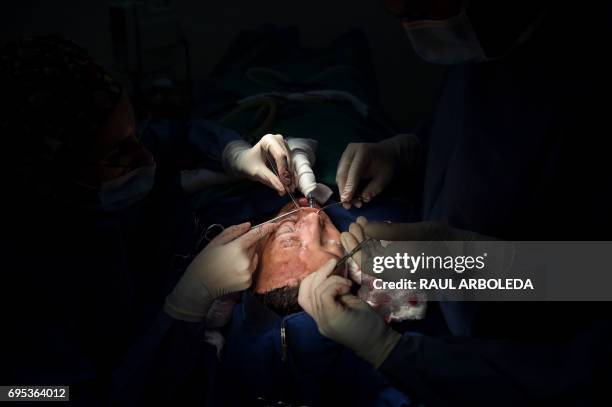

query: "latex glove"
xmin=336 ymin=134 xmax=420 ymax=209
xmin=341 ymin=218 xmax=493 ymax=271
xmin=341 ymin=217 xmax=428 ymax=322
xmin=222 ymin=133 xmax=295 ymax=195
xmin=340 ymin=216 xmax=369 ymax=270
xmin=298 ymin=259 xmax=401 ymax=369
xmin=164 ymin=222 xmax=277 ymax=322
xmin=361 ymin=220 xmax=514 ymax=299
xmin=353 ymin=219 xmax=497 ymax=275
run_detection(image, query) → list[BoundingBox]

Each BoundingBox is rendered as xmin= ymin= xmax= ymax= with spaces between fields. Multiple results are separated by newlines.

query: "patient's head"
xmin=253 ymin=197 xmax=344 ymax=314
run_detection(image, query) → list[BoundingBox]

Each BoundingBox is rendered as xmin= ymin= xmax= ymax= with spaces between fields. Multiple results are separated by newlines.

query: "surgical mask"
xmin=403 ymin=9 xmax=487 ymax=65
xmin=96 ymin=164 xmax=156 ymax=211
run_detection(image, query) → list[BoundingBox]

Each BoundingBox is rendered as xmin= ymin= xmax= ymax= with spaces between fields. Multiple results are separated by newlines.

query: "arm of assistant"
xmin=113 ymin=222 xmax=277 ymax=404
xmin=180 ymin=118 xmax=294 ymax=194
xmin=299 ymin=261 xmax=610 ymax=407
xmin=378 ymin=323 xmax=609 ymax=407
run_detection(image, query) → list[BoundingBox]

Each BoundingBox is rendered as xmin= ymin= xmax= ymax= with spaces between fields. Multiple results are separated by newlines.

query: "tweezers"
xmin=336 ymin=238 xmax=372 ymax=267
xmin=249 ymin=207 xmax=304 ymax=230
xmin=266 ymin=153 xmax=299 ymax=209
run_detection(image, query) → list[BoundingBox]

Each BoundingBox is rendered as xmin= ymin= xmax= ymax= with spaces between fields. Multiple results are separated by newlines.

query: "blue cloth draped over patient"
xmin=215 ymin=291 xmax=411 ymax=406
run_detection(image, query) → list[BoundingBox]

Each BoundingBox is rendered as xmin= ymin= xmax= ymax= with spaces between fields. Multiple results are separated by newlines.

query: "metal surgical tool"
xmin=249 ymin=207 xmax=305 ymax=230
xmin=249 ymin=200 xmax=344 ymax=230
xmin=336 ymin=237 xmax=372 ymax=267
xmin=265 ymin=153 xmax=299 ymax=209
xmin=307 ymin=193 xmax=316 ymax=208
xmin=316 ymin=201 xmax=342 ymax=213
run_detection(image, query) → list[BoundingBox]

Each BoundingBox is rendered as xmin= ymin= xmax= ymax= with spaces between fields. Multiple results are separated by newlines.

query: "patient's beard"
xmin=253 ymin=285 xmax=301 ymax=316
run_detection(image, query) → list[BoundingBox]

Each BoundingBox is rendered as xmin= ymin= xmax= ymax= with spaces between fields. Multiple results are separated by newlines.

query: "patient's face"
xmin=254 ymin=198 xmax=344 ymax=295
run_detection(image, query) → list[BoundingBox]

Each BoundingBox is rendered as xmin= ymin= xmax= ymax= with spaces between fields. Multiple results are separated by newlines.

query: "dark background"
xmin=1 ymin=0 xmax=445 ymax=129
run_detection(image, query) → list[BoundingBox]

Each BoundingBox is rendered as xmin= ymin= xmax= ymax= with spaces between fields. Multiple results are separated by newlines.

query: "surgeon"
xmin=303 ymin=1 xmax=612 ymax=406
xmin=1 ymin=35 xmax=294 ymax=403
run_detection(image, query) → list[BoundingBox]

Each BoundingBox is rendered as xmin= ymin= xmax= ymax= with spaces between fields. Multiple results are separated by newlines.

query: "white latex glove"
xmin=338 ymin=217 xmax=474 ymax=269
xmin=298 ymin=259 xmax=401 ymax=369
xmin=222 ymin=133 xmax=295 ymax=195
xmin=336 ymin=134 xmax=420 ymax=209
xmin=340 ymin=216 xmax=369 ymax=270
xmin=164 ymin=222 xmax=277 ymax=322
xmin=359 ymin=220 xmax=514 ymax=302
xmin=352 ymin=219 xmax=501 ymax=275
xmin=341 ymin=217 xmax=428 ymax=322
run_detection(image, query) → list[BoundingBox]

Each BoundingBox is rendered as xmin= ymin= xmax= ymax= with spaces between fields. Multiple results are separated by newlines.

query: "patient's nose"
xmin=297 ymin=197 xmax=320 ymax=209
xmin=298 ymin=211 xmax=323 ymax=246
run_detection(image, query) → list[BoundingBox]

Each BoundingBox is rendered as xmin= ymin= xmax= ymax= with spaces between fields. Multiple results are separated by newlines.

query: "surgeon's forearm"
xmin=164 ymin=276 xmax=214 ymax=322
xmin=379 ymin=333 xmax=597 ymax=407
xmin=379 ymin=334 xmax=529 ymax=406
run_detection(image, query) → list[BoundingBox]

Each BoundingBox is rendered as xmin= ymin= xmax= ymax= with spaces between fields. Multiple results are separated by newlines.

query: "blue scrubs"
xmin=215 ymin=292 xmax=410 ymax=406
xmin=377 ymin=5 xmax=612 ymax=406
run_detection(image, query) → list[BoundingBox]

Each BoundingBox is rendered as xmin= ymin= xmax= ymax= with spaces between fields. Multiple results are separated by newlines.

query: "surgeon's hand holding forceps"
xmin=336 ymin=237 xmax=372 ymax=268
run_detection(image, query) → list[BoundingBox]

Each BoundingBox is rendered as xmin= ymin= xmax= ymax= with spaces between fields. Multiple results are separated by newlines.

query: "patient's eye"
xmin=280 ymin=237 xmax=301 ymax=248
xmin=277 ymin=222 xmax=296 ymax=235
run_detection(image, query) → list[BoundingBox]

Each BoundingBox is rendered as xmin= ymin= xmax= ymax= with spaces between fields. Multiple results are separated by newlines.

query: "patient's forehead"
xmin=254 ymin=249 xmax=340 ymax=294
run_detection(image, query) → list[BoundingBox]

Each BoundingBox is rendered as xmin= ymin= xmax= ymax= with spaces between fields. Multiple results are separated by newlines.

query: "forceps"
xmin=248 ymin=201 xmax=343 ymax=230
xmin=265 ymin=152 xmax=299 ymax=209
xmin=249 ymin=207 xmax=304 ymax=230
xmin=249 ymin=200 xmax=347 ymax=230
xmin=336 ymin=237 xmax=372 ymax=267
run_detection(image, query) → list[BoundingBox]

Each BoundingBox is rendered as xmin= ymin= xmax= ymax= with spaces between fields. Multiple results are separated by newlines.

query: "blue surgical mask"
xmin=96 ymin=164 xmax=156 ymax=211
xmin=403 ymin=9 xmax=487 ymax=65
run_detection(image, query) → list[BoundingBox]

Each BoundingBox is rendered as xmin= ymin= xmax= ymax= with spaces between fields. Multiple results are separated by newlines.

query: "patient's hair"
xmin=254 ymin=285 xmax=301 ymax=316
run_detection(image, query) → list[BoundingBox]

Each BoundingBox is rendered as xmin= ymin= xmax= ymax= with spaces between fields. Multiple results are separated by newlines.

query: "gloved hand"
xmin=298 ymin=259 xmax=401 ymax=369
xmin=336 ymin=134 xmax=420 ymax=209
xmin=340 ymin=216 xmax=369 ymax=269
xmin=165 ymin=222 xmax=277 ymax=322
xmin=222 ymin=133 xmax=295 ymax=195
xmin=341 ymin=217 xmax=429 ymax=322
xmin=346 ymin=219 xmax=512 ymax=296
xmin=344 ymin=218 xmax=492 ymax=270
xmin=342 ymin=214 xmax=503 ymax=270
